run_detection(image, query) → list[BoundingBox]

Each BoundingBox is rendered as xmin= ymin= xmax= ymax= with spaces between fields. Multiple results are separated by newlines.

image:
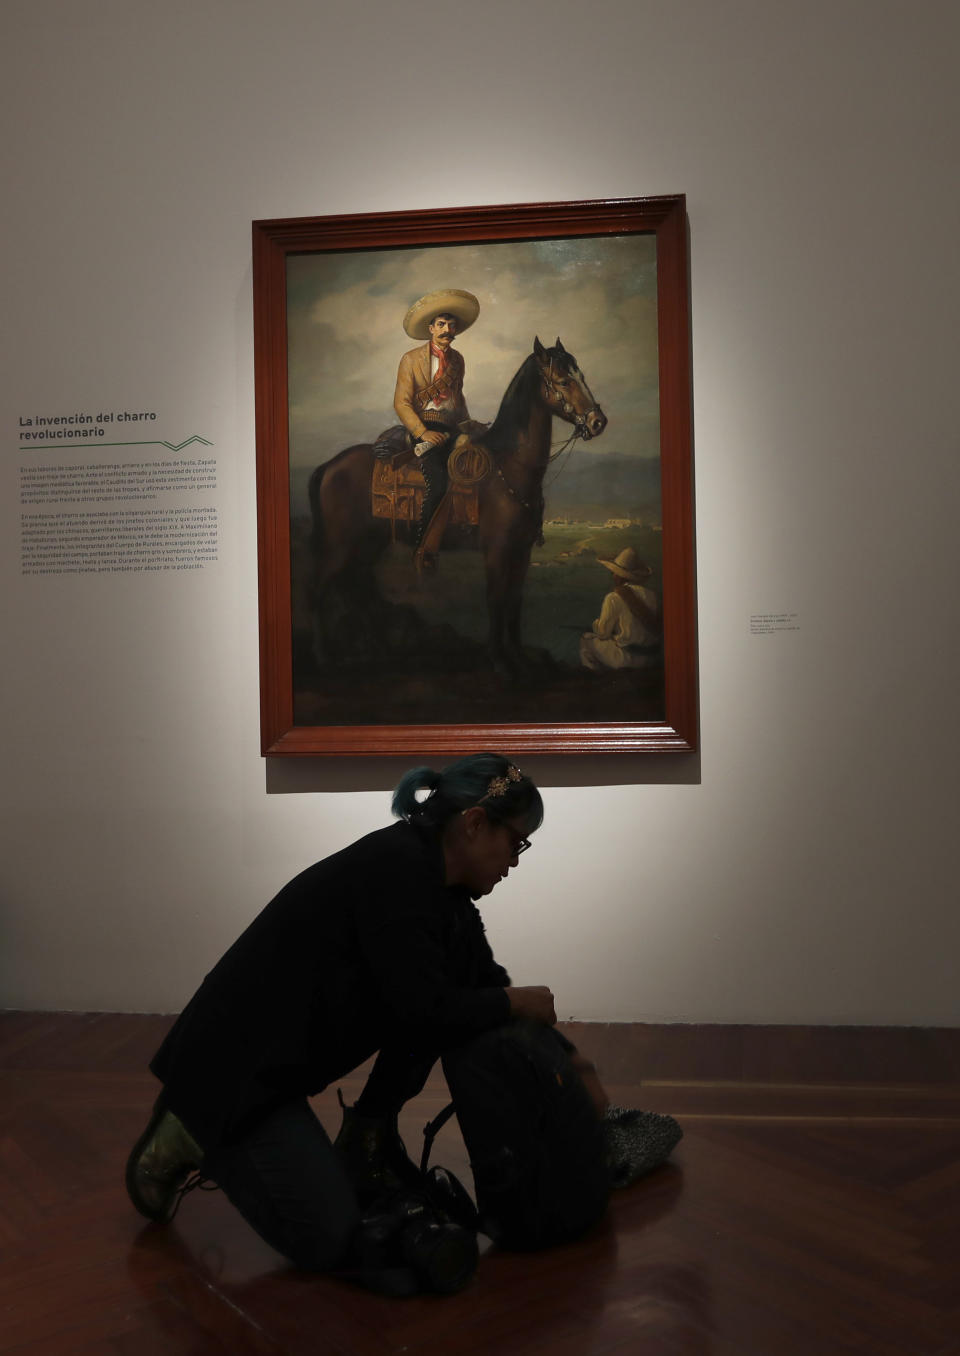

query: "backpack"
xmin=426 ymin=1020 xmax=610 ymax=1251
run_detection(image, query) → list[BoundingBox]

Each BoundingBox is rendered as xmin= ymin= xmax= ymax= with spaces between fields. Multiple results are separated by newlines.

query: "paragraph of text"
xmin=21 ymin=508 xmax=219 ymax=575
xmin=20 ymin=459 xmax=217 ymax=505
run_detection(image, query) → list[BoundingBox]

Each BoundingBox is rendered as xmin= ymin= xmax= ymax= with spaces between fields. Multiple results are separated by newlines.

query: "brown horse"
xmin=307 ymin=337 xmax=607 ymax=673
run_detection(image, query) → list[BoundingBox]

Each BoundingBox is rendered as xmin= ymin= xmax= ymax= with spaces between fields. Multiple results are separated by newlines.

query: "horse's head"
xmin=533 ymin=337 xmax=607 ymax=441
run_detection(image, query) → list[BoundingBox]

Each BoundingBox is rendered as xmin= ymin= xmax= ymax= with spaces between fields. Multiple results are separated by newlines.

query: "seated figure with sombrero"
xmin=393 ymin=288 xmax=480 ymax=571
xmin=579 ymin=547 xmax=662 ymax=671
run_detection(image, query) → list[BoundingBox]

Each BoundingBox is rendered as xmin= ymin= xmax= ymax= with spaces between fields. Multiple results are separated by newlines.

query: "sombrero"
xmin=598 ymin=547 xmax=653 ymax=583
xmin=403 ymin=289 xmax=480 ymax=340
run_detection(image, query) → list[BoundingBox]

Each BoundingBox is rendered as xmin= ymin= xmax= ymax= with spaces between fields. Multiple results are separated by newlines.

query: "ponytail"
xmin=390 ymin=765 xmax=443 ymax=820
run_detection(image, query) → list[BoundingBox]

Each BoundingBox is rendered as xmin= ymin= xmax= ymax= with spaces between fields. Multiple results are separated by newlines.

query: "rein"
xmin=493 ymin=428 xmax=581 ymax=513
xmin=548 ymin=429 xmax=580 ymax=460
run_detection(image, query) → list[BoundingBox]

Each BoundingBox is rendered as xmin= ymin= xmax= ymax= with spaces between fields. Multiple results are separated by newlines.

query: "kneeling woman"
xmin=126 ymin=754 xmax=610 ymax=1290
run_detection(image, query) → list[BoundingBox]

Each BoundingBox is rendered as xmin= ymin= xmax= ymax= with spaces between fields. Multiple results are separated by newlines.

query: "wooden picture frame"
xmin=253 ymin=196 xmax=696 ymax=756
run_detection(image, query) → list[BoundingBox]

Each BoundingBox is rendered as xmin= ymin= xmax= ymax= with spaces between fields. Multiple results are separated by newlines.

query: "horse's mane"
xmin=480 ymin=353 xmax=543 ymax=457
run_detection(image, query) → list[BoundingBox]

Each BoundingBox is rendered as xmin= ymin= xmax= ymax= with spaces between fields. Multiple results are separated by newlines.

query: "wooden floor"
xmin=1 ymin=1014 xmax=958 ymax=1355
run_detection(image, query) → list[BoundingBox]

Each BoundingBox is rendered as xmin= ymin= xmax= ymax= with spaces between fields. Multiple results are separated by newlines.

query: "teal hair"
xmin=392 ymin=753 xmax=544 ymax=836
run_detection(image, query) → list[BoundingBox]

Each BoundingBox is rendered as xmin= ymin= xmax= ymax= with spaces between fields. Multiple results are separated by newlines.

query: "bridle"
xmin=540 ymin=357 xmax=602 ymax=442
xmin=494 ymin=358 xmax=597 ymax=516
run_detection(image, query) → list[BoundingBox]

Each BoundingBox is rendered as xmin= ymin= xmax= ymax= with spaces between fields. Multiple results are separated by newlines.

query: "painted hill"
xmin=541 ymin=449 xmax=661 ymax=524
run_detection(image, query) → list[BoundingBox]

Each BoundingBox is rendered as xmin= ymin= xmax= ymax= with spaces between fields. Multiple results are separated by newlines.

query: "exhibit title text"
xmin=18 ymin=411 xmax=158 ymax=443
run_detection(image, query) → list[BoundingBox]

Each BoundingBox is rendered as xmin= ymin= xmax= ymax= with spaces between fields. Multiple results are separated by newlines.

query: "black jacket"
xmin=151 ymin=820 xmax=512 ymax=1149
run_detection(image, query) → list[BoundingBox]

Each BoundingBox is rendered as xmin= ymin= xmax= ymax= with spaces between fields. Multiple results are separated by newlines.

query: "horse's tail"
xmin=307 ymin=461 xmax=328 ymax=551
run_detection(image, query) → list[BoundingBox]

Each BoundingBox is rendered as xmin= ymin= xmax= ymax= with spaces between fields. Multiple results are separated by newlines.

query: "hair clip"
xmin=480 ymin=765 xmax=524 ymax=800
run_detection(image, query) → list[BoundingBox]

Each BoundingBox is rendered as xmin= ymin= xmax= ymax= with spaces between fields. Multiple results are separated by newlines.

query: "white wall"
xmin=3 ymin=0 xmax=958 ymax=1024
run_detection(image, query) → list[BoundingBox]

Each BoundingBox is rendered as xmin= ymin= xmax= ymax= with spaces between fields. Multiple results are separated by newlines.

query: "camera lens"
xmin=400 ymin=1218 xmax=479 ymax=1294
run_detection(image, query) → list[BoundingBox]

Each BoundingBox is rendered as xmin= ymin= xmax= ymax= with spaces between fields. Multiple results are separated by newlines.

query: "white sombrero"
xmin=598 ymin=547 xmax=653 ymax=583
xmin=403 ymin=289 xmax=480 ymax=340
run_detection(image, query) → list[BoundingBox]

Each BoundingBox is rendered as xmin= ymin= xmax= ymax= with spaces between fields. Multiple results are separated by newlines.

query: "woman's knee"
xmin=283 ymin=1210 xmax=359 ymax=1272
xmin=443 ymin=1019 xmax=561 ymax=1077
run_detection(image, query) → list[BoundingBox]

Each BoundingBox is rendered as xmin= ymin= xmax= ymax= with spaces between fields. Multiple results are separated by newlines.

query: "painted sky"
xmin=286 ymin=233 xmax=660 ymax=481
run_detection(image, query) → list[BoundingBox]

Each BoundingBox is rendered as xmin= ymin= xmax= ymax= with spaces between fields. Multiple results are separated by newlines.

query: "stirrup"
xmin=413 ymin=548 xmax=438 ymax=574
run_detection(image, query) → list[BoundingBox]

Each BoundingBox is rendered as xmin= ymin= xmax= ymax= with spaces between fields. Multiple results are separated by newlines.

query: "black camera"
xmin=358 ymin=1187 xmax=479 ymax=1295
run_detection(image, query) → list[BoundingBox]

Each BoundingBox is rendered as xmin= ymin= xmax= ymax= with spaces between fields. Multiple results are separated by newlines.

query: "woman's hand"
xmin=505 ymin=985 xmax=557 ymax=1025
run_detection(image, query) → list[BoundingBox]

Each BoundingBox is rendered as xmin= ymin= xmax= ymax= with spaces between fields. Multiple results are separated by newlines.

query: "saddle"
xmin=371 ymin=426 xmax=491 ymax=535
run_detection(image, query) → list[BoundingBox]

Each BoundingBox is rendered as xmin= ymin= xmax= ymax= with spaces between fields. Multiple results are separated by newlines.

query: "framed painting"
xmin=253 ymin=196 xmax=696 ymax=756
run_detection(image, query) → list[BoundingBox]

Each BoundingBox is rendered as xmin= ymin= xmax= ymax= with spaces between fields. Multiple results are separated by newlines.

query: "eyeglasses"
xmin=490 ymin=816 xmax=531 ymax=856
xmin=465 ymin=809 xmax=532 ymax=855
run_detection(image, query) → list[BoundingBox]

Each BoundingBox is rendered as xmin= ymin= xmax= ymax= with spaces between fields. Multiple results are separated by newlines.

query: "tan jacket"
xmin=394 ymin=343 xmax=469 ymax=440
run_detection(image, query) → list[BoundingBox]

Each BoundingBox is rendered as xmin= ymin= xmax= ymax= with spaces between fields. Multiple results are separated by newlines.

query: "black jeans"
xmin=197 ymin=1025 xmax=607 ymax=1270
xmin=201 ymin=1098 xmax=360 ymax=1272
xmin=197 ymin=1043 xmax=437 ymax=1272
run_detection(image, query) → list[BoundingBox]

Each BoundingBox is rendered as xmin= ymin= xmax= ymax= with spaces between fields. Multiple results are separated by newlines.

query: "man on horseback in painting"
xmin=393 ymin=288 xmax=480 ymax=571
xmin=311 ymin=328 xmax=607 ymax=677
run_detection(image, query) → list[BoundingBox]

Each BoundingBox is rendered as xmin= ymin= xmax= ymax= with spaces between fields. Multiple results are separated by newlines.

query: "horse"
xmin=306 ymin=336 xmax=607 ymax=674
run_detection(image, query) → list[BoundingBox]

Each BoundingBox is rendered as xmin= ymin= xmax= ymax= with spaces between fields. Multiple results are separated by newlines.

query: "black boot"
xmin=333 ymin=1091 xmax=423 ymax=1208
